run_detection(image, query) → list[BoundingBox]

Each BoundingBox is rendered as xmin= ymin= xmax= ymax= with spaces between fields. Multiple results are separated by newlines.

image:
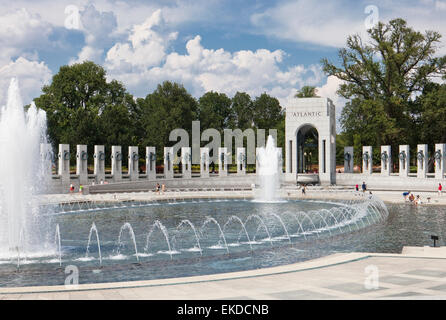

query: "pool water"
xmin=0 ymin=198 xmax=443 ymax=288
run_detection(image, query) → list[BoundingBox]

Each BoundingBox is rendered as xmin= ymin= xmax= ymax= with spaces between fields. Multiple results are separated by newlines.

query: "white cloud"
xmin=0 ymin=8 xmax=52 ymax=65
xmin=70 ymin=3 xmax=118 ymax=64
xmin=0 ymin=57 xmax=52 ymax=106
xmin=250 ymin=0 xmax=365 ymax=48
xmin=105 ymin=9 xmax=177 ymax=72
xmin=0 ymin=8 xmax=53 ymax=105
xmin=105 ymin=13 xmax=325 ymax=109
xmin=250 ymin=0 xmax=446 ymax=55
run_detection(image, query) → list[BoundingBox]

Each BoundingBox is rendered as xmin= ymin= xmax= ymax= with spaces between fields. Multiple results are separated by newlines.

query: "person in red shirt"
xmin=439 ymin=183 xmax=443 ymax=196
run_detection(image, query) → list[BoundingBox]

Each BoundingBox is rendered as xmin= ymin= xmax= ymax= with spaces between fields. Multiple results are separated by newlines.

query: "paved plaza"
xmin=40 ymin=186 xmax=446 ymax=207
xmin=3 ymin=248 xmax=446 ymax=299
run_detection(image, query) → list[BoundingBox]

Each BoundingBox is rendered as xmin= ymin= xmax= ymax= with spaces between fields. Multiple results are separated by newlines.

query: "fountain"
xmin=0 ymin=79 xmax=394 ymax=289
xmin=256 ymin=135 xmax=282 ymax=202
xmin=0 ymin=78 xmax=52 ymax=259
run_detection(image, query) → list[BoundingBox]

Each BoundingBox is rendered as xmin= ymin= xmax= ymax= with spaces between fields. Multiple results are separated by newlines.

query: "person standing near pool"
xmin=362 ymin=182 xmax=367 ymax=193
xmin=439 ymin=183 xmax=443 ymax=196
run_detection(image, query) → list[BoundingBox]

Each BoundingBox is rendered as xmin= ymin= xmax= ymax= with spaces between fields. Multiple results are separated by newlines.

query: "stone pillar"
xmin=362 ymin=146 xmax=372 ymax=174
xmin=164 ymin=147 xmax=174 ymax=179
xmin=76 ymin=145 xmax=88 ymax=185
xmin=58 ymin=144 xmax=70 ymax=184
xmin=181 ymin=147 xmax=192 ymax=179
xmin=237 ymin=147 xmax=246 ymax=175
xmin=417 ymin=144 xmax=428 ymax=178
xmin=93 ymin=145 xmax=105 ymax=184
xmin=435 ymin=143 xmax=446 ymax=180
xmin=344 ymin=146 xmax=353 ymax=173
xmin=111 ymin=145 xmax=122 ymax=182
xmin=128 ymin=146 xmax=139 ymax=181
xmin=398 ymin=145 xmax=409 ymax=177
xmin=218 ymin=147 xmax=228 ymax=177
xmin=200 ymin=147 xmax=210 ymax=178
xmin=146 ymin=147 xmax=156 ymax=180
xmin=380 ymin=145 xmax=391 ymax=176
xmin=40 ymin=143 xmax=53 ymax=176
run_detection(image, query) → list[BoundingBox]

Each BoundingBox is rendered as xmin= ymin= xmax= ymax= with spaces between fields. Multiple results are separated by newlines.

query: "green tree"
xmin=322 ymin=18 xmax=446 ymax=148
xmin=99 ymin=80 xmax=139 ymax=149
xmin=198 ymin=91 xmax=233 ymax=131
xmin=138 ymin=81 xmax=198 ymax=159
xmin=252 ymin=93 xmax=283 ymax=130
xmin=34 ymin=61 xmax=136 ymax=155
xmin=230 ymin=91 xmax=254 ymax=130
xmin=416 ymin=83 xmax=446 ymax=146
xmin=295 ymin=86 xmax=318 ymax=98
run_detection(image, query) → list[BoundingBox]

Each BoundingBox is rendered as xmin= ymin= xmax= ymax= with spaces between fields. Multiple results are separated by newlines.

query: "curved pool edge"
xmin=0 ymin=252 xmax=371 ymax=294
xmin=3 ymin=247 xmax=446 ymax=295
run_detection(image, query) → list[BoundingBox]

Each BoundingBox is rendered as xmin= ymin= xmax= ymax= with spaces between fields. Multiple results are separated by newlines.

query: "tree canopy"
xmin=295 ymin=86 xmax=318 ymax=98
xmin=34 ymin=61 xmax=138 ymax=152
xmin=33 ymin=61 xmax=285 ymax=162
xmin=322 ymin=18 xmax=446 ymax=150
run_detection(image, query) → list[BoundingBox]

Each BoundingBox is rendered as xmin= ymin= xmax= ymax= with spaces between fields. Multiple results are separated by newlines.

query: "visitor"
xmin=79 ymin=185 xmax=84 ymax=194
xmin=161 ymin=184 xmax=166 ymax=194
xmin=368 ymin=191 xmax=373 ymax=199
xmin=403 ymin=191 xmax=410 ymax=201
xmin=69 ymin=183 xmax=75 ymax=193
xmin=155 ymin=183 xmax=160 ymax=195
xmin=361 ymin=182 xmax=367 ymax=193
xmin=439 ymin=183 xmax=443 ymax=196
xmin=302 ymin=185 xmax=306 ymax=195
xmin=355 ymin=184 xmax=359 ymax=192
xmin=100 ymin=179 xmax=104 ymax=185
xmin=414 ymin=195 xmax=422 ymax=206
xmin=409 ymin=193 xmax=415 ymax=202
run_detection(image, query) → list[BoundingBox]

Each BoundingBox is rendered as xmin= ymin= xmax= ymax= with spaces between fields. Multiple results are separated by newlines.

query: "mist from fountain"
xmin=0 ymin=78 xmax=52 ymax=259
xmin=256 ymin=135 xmax=282 ymax=202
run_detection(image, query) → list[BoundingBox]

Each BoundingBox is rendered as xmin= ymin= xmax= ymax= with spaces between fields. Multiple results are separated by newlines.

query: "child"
xmin=415 ymin=195 xmax=422 ymax=206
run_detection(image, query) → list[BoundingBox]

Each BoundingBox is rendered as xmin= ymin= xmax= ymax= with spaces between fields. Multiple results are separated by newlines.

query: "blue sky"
xmin=0 ymin=0 xmax=445 ymax=120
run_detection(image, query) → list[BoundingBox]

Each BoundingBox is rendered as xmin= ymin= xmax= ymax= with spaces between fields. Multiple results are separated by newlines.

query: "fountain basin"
xmin=0 ymin=196 xmax=389 ymax=287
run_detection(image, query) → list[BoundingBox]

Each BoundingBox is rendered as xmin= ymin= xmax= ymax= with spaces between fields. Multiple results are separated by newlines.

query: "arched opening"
xmin=296 ymin=125 xmax=319 ymax=174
